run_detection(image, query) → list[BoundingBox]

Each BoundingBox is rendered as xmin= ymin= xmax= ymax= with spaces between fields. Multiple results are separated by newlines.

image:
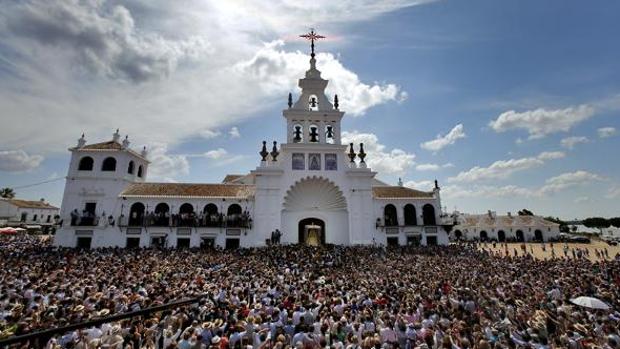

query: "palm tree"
xmin=0 ymin=187 xmax=16 ymax=199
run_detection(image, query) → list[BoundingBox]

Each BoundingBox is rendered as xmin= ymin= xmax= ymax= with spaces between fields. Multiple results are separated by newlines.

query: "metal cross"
xmin=300 ymin=28 xmax=325 ymax=58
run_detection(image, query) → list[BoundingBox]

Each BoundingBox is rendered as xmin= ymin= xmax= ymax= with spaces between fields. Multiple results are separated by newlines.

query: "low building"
xmin=568 ymin=224 xmax=601 ymax=235
xmin=0 ymin=198 xmax=59 ymax=233
xmin=451 ymin=211 xmax=560 ymax=242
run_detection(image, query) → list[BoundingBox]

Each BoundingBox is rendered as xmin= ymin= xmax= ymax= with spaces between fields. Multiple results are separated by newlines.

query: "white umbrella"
xmin=570 ymin=296 xmax=610 ymax=310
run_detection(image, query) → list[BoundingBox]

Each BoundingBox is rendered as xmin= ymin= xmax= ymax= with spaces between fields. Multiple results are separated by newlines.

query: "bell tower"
xmin=283 ymin=30 xmax=344 ymax=145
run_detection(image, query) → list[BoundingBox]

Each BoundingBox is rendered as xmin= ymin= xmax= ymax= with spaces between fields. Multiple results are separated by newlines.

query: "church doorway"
xmin=298 ymin=218 xmax=325 ymax=245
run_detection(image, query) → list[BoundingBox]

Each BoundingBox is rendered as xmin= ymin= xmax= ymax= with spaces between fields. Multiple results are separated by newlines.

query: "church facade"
xmin=54 ymin=46 xmax=450 ymax=249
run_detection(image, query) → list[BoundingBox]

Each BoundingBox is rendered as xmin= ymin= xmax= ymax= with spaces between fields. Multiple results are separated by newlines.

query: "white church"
xmin=54 ymin=36 xmax=451 ymax=249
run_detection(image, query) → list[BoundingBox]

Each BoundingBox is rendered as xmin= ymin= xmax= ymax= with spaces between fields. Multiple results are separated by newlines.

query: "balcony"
xmin=118 ymin=213 xmax=252 ymax=229
xmin=70 ymin=214 xmax=100 ymax=227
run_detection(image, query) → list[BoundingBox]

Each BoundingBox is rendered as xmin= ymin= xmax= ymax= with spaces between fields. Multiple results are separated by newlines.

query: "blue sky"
xmin=0 ymin=0 xmax=618 ymax=219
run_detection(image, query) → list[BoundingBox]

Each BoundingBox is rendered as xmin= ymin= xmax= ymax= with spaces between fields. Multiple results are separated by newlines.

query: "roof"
xmin=372 ymin=186 xmax=434 ymax=199
xmin=222 ymin=174 xmax=244 ymax=183
xmin=73 ymin=141 xmax=149 ymax=162
xmin=4 ymin=199 xmax=59 ymax=210
xmin=455 ymin=214 xmax=559 ymax=228
xmin=120 ymin=183 xmax=256 ymax=199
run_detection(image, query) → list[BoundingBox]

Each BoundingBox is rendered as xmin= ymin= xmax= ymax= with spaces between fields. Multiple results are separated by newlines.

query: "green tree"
xmin=0 ymin=187 xmax=16 ymax=199
xmin=609 ymin=217 xmax=620 ymax=228
xmin=518 ymin=209 xmax=534 ymax=216
xmin=582 ymin=217 xmax=610 ymax=228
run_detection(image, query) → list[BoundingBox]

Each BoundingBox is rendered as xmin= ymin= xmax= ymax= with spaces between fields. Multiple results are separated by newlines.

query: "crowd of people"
xmin=1 ymin=235 xmax=620 ymax=349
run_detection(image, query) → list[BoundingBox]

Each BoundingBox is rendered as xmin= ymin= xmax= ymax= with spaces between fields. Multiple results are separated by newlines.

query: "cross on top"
xmin=300 ymin=28 xmax=325 ymax=58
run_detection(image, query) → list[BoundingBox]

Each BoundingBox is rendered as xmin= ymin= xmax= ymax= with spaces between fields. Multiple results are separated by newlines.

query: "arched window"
xmin=498 ymin=230 xmax=506 ymax=242
xmin=128 ymin=202 xmax=145 ymax=226
xmin=534 ymin=229 xmax=543 ymax=241
xmin=384 ymin=204 xmax=398 ymax=227
xmin=127 ymin=161 xmax=135 ymax=174
xmin=292 ymin=124 xmax=303 ymax=143
xmin=308 ymin=94 xmax=319 ymax=111
xmin=404 ymin=204 xmax=417 ymax=226
xmin=480 ymin=231 xmax=488 ymax=241
xmin=154 ymin=203 xmax=170 ymax=226
xmin=324 ymin=124 xmax=335 ymax=144
xmin=78 ymin=156 xmax=94 ymax=171
xmin=516 ymin=230 xmax=525 ymax=242
xmin=137 ymin=165 xmax=143 ymax=178
xmin=101 ymin=157 xmax=117 ymax=171
xmin=227 ymin=204 xmax=242 ymax=216
xmin=204 ymin=203 xmax=218 ymax=215
xmin=179 ymin=203 xmax=194 ymax=214
xmin=422 ymin=204 xmax=436 ymax=226
xmin=308 ymin=124 xmax=319 ymax=142
xmin=204 ymin=203 xmax=220 ymax=227
xmin=454 ymin=230 xmax=463 ymax=240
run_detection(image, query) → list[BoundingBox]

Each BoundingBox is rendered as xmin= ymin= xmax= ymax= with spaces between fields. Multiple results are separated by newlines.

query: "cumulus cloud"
xmin=404 ymin=180 xmax=434 ymax=191
xmin=560 ymin=136 xmax=589 ymax=149
xmin=448 ymin=151 xmax=565 ymax=183
xmin=598 ymin=127 xmax=617 ymax=138
xmin=342 ymin=131 xmax=415 ymax=174
xmin=146 ymin=143 xmax=189 ymax=180
xmin=415 ymin=163 xmax=453 ymax=171
xmin=489 ymin=105 xmax=596 ymax=139
xmin=200 ymin=129 xmax=221 ymax=139
xmin=203 ymin=148 xmax=228 ymax=160
xmin=420 ymin=124 xmax=465 ymax=152
xmin=2 ymin=0 xmax=211 ymax=83
xmin=228 ymin=127 xmax=241 ymax=139
xmin=443 ymin=170 xmax=602 ymax=199
xmin=0 ymin=149 xmax=44 ymax=172
xmin=235 ymin=41 xmax=407 ymax=116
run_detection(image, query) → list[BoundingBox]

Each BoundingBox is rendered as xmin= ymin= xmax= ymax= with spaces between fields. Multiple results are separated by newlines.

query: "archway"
xmin=384 ymin=204 xmax=398 ymax=227
xmin=535 ymin=229 xmax=543 ymax=241
xmin=422 ymin=204 xmax=436 ymax=226
xmin=516 ymin=230 xmax=525 ymax=242
xmin=101 ymin=157 xmax=117 ymax=171
xmin=480 ymin=230 xmax=488 ymax=241
xmin=128 ymin=202 xmax=145 ymax=226
xmin=282 ymin=176 xmax=348 ymax=245
xmin=298 ymin=218 xmax=325 ymax=245
xmin=154 ymin=203 xmax=169 ymax=226
xmin=404 ymin=204 xmax=417 ymax=226
xmin=498 ymin=230 xmax=506 ymax=242
xmin=78 ymin=156 xmax=94 ymax=171
xmin=454 ymin=230 xmax=463 ymax=240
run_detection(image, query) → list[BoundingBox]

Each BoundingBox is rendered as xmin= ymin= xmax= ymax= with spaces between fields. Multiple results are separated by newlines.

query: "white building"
xmin=54 ymin=44 xmax=450 ymax=249
xmin=451 ymin=211 xmax=560 ymax=242
xmin=0 ymin=198 xmax=59 ymax=232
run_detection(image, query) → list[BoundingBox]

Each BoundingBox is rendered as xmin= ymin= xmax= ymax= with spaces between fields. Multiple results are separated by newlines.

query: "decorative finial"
xmin=334 ymin=94 xmax=339 ymax=109
xmin=434 ymin=179 xmax=439 ymax=190
xmin=398 ymin=178 xmax=403 ymax=187
xmin=348 ymin=143 xmax=356 ymax=163
xmin=77 ymin=133 xmax=86 ymax=148
xmin=288 ymin=92 xmax=293 ymax=108
xmin=358 ymin=143 xmax=366 ymax=163
xmin=141 ymin=146 xmax=148 ymax=157
xmin=122 ymin=135 xmax=130 ymax=149
xmin=260 ymin=141 xmax=268 ymax=161
xmin=112 ymin=129 xmax=121 ymax=142
xmin=270 ymin=141 xmax=279 ymax=161
xmin=300 ymin=28 xmax=325 ymax=59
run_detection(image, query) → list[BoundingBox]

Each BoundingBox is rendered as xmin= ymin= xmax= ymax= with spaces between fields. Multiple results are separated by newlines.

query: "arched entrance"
xmin=516 ymin=230 xmax=525 ymax=242
xmin=480 ymin=230 xmax=488 ymax=241
xmin=454 ymin=230 xmax=463 ymax=240
xmin=282 ymin=176 xmax=348 ymax=245
xmin=535 ymin=230 xmax=543 ymax=241
xmin=298 ymin=218 xmax=325 ymax=245
xmin=498 ymin=230 xmax=506 ymax=242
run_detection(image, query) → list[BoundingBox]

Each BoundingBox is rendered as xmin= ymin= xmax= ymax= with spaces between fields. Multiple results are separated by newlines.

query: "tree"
xmin=518 ymin=209 xmax=534 ymax=216
xmin=0 ymin=187 xmax=15 ymax=199
xmin=582 ymin=217 xmax=610 ymax=228
xmin=609 ymin=217 xmax=620 ymax=228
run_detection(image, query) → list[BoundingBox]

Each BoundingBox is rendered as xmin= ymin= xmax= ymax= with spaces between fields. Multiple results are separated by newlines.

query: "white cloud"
xmin=404 ymin=180 xmax=434 ymax=191
xmin=203 ymin=148 xmax=228 ymax=160
xmin=607 ymin=186 xmax=620 ymax=199
xmin=415 ymin=163 xmax=453 ymax=171
xmin=200 ymin=129 xmax=221 ymax=139
xmin=420 ymin=124 xmax=465 ymax=152
xmin=539 ymin=170 xmax=603 ymax=194
xmin=448 ymin=151 xmax=565 ymax=183
xmin=489 ymin=105 xmax=596 ymax=139
xmin=598 ymin=127 xmax=617 ymax=138
xmin=0 ymin=149 xmax=44 ymax=172
xmin=229 ymin=127 xmax=241 ymax=139
xmin=146 ymin=143 xmax=189 ymax=180
xmin=342 ymin=131 xmax=415 ymax=174
xmin=560 ymin=136 xmax=589 ymax=149
xmin=235 ymin=41 xmax=407 ymax=116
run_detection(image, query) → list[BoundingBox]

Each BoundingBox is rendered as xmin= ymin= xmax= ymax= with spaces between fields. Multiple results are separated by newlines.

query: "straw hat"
xmin=213 ymin=318 xmax=224 ymax=328
xmin=211 ymin=336 xmax=221 ymax=344
xmin=98 ymin=309 xmax=110 ymax=317
xmin=74 ymin=305 xmax=85 ymax=312
xmin=202 ymin=321 xmax=213 ymax=329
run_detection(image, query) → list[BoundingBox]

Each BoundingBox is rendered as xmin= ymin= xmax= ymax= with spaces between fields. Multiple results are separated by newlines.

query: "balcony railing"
xmin=69 ymin=215 xmax=100 ymax=227
xmin=118 ymin=214 xmax=252 ymax=229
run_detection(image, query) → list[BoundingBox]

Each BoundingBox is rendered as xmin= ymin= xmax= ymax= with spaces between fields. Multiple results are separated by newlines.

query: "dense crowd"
xmin=1 ymin=235 xmax=620 ymax=349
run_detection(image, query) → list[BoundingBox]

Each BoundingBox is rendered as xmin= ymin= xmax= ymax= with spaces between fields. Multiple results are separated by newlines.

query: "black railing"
xmin=0 ymin=294 xmax=208 ymax=347
xmin=118 ymin=215 xmax=252 ymax=229
xmin=69 ymin=215 xmax=100 ymax=227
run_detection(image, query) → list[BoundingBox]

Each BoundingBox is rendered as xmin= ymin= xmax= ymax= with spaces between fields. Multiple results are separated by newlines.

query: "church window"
xmin=309 ymin=153 xmax=321 ymax=170
xmin=292 ymin=153 xmax=305 ymax=170
xmin=384 ymin=204 xmax=398 ymax=227
xmin=404 ymin=204 xmax=417 ymax=226
xmin=308 ymin=94 xmax=319 ymax=111
xmin=101 ymin=157 xmax=117 ymax=172
xmin=137 ymin=165 xmax=143 ymax=178
xmin=309 ymin=124 xmax=319 ymax=142
xmin=422 ymin=204 xmax=436 ymax=226
xmin=78 ymin=156 xmax=94 ymax=171
xmin=127 ymin=161 xmax=135 ymax=174
xmin=325 ymin=125 xmax=335 ymax=144
xmin=325 ymin=154 xmax=337 ymax=170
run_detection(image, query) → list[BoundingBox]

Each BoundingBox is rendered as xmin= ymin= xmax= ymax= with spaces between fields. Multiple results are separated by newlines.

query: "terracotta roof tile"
xmin=372 ymin=186 xmax=434 ymax=199
xmin=120 ymin=183 xmax=255 ymax=198
xmin=222 ymin=174 xmax=244 ymax=183
xmin=6 ymin=199 xmax=59 ymax=209
xmin=81 ymin=141 xmax=123 ymax=150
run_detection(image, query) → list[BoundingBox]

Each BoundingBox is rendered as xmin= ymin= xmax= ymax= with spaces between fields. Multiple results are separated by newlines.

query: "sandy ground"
xmin=477 ymin=239 xmax=620 ymax=261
